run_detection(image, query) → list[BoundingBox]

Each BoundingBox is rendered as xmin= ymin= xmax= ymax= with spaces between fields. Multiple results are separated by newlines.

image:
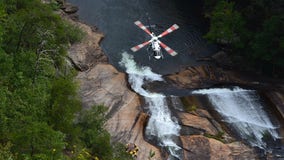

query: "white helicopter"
xmin=131 ymin=21 xmax=179 ymax=59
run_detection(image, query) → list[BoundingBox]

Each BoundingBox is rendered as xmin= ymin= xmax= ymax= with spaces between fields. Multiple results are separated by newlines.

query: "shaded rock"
xmin=195 ymin=109 xmax=213 ymax=119
xmin=55 ymin=0 xmax=65 ymax=5
xmin=264 ymin=91 xmax=284 ymax=121
xmin=263 ymin=90 xmax=284 ymax=142
xmin=212 ymin=51 xmax=233 ymax=68
xmin=193 ymin=109 xmax=228 ymax=138
xmin=164 ymin=65 xmax=284 ymax=92
xmin=181 ymin=135 xmax=257 ymax=160
xmin=165 ymin=65 xmax=250 ymax=89
xmin=61 ymin=3 xmax=78 ymax=14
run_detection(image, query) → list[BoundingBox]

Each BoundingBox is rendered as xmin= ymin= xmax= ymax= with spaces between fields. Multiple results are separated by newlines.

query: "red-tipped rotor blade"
xmin=158 ymin=40 xmax=178 ymax=56
xmin=134 ymin=21 xmax=152 ymax=35
xmin=131 ymin=40 xmax=151 ymax=52
xmin=158 ymin=24 xmax=179 ymax=38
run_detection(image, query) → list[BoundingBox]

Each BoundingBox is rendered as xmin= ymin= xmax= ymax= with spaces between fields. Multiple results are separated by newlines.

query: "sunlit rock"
xmin=67 ymin=19 xmax=107 ymax=71
xmin=177 ymin=112 xmax=219 ymax=135
xmin=181 ymin=135 xmax=257 ymax=160
xmin=66 ymin=17 xmax=162 ymax=159
xmin=76 ymin=64 xmax=162 ymax=160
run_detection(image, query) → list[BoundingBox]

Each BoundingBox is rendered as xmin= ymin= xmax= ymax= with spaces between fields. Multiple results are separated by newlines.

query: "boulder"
xmin=177 ymin=112 xmax=219 ymax=135
xmin=180 ymin=135 xmax=257 ymax=160
xmin=164 ymin=64 xmax=284 ymax=92
xmin=165 ymin=65 xmax=248 ymax=89
xmin=76 ymin=64 xmax=127 ymax=109
xmin=67 ymin=20 xmax=107 ymax=71
xmin=61 ymin=3 xmax=79 ymax=14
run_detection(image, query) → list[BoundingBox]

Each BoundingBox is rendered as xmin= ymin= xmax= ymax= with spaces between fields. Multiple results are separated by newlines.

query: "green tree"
xmin=0 ymin=2 xmax=6 ymax=43
xmin=48 ymin=75 xmax=82 ymax=146
xmin=13 ymin=122 xmax=65 ymax=159
xmin=76 ymin=106 xmax=133 ymax=160
xmin=0 ymin=0 xmax=83 ymax=158
xmin=250 ymin=15 xmax=284 ymax=75
xmin=204 ymin=0 xmax=284 ymax=76
xmin=111 ymin=143 xmax=134 ymax=160
xmin=204 ymin=0 xmax=245 ymax=48
xmin=0 ymin=142 xmax=16 ymax=160
xmin=251 ymin=16 xmax=284 ymax=64
xmin=0 ymin=0 xmax=127 ymax=159
xmin=76 ymin=105 xmax=113 ymax=159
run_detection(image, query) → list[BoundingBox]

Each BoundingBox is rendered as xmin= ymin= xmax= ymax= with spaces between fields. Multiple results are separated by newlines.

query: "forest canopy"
xmin=204 ymin=0 xmax=284 ymax=77
xmin=0 ymin=0 xmax=131 ymax=159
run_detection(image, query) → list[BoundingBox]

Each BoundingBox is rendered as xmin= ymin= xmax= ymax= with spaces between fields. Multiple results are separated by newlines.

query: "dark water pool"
xmin=68 ymin=0 xmax=217 ymax=74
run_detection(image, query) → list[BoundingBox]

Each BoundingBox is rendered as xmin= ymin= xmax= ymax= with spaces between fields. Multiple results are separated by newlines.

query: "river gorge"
xmin=63 ymin=0 xmax=284 ymax=159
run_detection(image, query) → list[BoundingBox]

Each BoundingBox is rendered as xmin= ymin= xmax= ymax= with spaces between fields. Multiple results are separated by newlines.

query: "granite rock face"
xmin=68 ymin=18 xmax=163 ymax=159
xmin=165 ymin=65 xmax=246 ymax=89
xmin=67 ymin=20 xmax=108 ymax=71
xmin=76 ymin=64 xmax=163 ymax=160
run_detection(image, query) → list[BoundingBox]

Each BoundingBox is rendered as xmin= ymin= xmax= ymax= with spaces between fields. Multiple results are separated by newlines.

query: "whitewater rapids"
xmin=119 ymin=52 xmax=181 ymax=159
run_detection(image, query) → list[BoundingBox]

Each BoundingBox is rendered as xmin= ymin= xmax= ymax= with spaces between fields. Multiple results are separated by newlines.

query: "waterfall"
xmin=192 ymin=87 xmax=280 ymax=149
xmin=119 ymin=52 xmax=181 ymax=159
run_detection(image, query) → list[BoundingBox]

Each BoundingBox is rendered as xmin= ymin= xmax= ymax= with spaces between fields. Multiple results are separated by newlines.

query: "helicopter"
xmin=130 ymin=20 xmax=179 ymax=59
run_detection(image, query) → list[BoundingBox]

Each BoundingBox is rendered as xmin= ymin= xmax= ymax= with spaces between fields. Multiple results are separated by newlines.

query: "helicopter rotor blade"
xmin=158 ymin=40 xmax=178 ymax=56
xmin=157 ymin=24 xmax=179 ymax=38
xmin=131 ymin=40 xmax=151 ymax=52
xmin=134 ymin=21 xmax=152 ymax=35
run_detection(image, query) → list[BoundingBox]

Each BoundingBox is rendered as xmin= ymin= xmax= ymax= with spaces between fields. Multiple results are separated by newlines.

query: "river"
xmin=68 ymin=0 xmax=217 ymax=74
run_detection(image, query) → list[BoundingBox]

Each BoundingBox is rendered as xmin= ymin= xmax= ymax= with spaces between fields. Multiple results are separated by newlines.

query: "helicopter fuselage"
xmin=150 ymin=33 xmax=162 ymax=59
